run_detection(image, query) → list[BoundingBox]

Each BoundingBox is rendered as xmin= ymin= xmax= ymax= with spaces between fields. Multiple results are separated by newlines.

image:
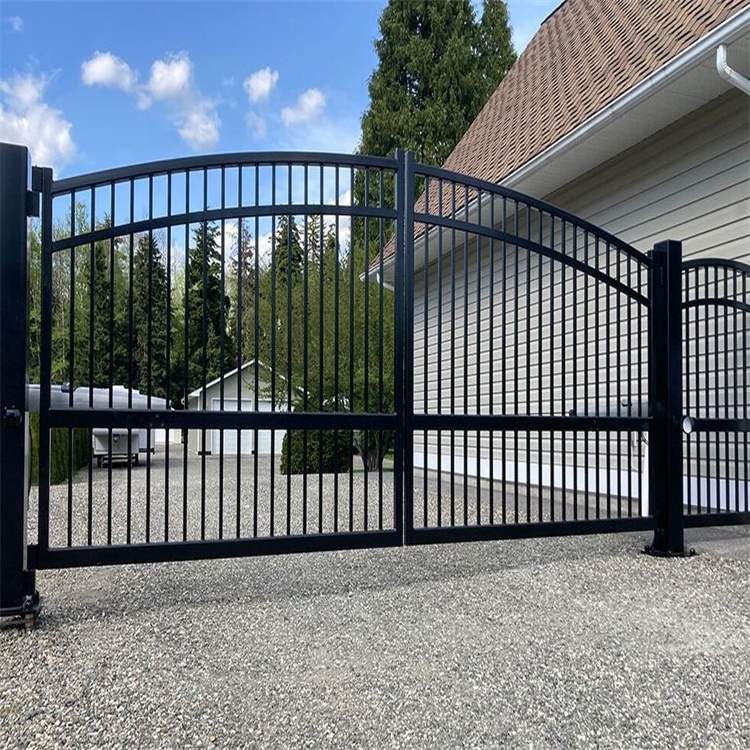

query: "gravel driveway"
xmin=2 ymin=447 xmax=749 ymax=749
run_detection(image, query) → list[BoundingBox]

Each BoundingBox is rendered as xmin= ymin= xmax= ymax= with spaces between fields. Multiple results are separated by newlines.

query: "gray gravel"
xmin=2 ymin=449 xmax=749 ymax=749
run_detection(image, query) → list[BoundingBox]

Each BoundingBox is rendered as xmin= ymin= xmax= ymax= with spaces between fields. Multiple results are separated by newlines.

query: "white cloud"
xmin=281 ymin=88 xmax=325 ymax=126
xmin=7 ymin=16 xmax=23 ymax=32
xmin=176 ymin=100 xmax=220 ymax=150
xmin=246 ymin=111 xmax=266 ymax=139
xmin=147 ymin=53 xmax=192 ymax=100
xmin=256 ymin=231 xmax=273 ymax=268
xmin=278 ymin=115 xmax=360 ymax=154
xmin=0 ymin=72 xmax=76 ymax=172
xmin=325 ymin=187 xmax=353 ymax=252
xmin=79 ymin=49 xmax=219 ymax=150
xmin=243 ymin=67 xmax=279 ymax=103
xmin=81 ymin=51 xmax=137 ymax=92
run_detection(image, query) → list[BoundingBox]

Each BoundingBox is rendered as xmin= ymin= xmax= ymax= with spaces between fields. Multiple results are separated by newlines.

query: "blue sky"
xmin=1 ymin=1 xmax=560 ymax=177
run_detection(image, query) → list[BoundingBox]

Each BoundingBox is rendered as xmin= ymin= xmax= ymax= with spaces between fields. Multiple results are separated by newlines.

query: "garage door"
xmin=211 ymin=399 xmax=253 ymax=455
xmin=256 ymin=400 xmax=286 ymax=454
xmin=210 ymin=399 xmax=285 ymax=455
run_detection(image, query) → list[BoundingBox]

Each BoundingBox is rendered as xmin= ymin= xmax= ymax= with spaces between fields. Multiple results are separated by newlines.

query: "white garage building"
xmin=186 ymin=360 xmax=287 ymax=456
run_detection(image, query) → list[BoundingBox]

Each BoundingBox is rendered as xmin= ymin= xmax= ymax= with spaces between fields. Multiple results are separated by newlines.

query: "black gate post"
xmin=646 ymin=239 xmax=685 ymax=556
xmin=0 ymin=143 xmax=40 ymax=621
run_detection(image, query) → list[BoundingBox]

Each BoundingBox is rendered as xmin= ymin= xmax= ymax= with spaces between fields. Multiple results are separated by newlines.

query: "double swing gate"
xmin=1 ymin=143 xmax=748 ymax=619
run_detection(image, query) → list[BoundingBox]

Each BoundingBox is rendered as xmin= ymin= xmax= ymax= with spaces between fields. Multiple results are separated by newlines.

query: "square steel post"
xmin=646 ymin=239 xmax=685 ymax=556
xmin=0 ymin=143 xmax=39 ymax=620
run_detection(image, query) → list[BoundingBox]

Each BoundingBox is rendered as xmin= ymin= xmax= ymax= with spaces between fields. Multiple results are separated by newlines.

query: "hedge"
xmin=28 ymin=412 xmax=90 ymax=486
xmin=280 ymin=429 xmax=352 ymax=475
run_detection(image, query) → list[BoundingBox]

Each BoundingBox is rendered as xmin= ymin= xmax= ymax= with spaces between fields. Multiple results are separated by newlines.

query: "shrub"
xmin=28 ymin=412 xmax=90 ymax=486
xmin=280 ymin=429 xmax=352 ymax=475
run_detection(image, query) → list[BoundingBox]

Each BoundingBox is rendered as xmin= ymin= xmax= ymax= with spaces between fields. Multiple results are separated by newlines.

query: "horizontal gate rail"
xmin=409 ymin=213 xmax=650 ymax=306
xmin=29 ymin=529 xmax=401 ymax=569
xmin=50 ymin=204 xmax=398 ymax=254
xmin=407 ymin=517 xmax=655 ymax=546
xmin=412 ymin=415 xmax=650 ymax=431
xmin=408 ymin=162 xmax=650 ymax=268
xmin=43 ymin=409 xmax=401 ymax=431
xmin=51 ymin=151 xmax=399 ymax=191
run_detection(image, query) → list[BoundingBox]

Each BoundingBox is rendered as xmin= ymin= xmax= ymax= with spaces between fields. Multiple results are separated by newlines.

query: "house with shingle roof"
xmin=441 ymin=0 xmax=749 ymax=258
xmin=397 ymin=0 xmax=750 ymax=498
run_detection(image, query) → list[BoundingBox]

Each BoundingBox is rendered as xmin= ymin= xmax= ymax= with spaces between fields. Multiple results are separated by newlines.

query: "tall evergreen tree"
xmin=230 ymin=219 xmax=258 ymax=367
xmin=353 ymin=0 xmax=514 ymax=262
xmin=358 ymin=0 xmax=515 ymax=167
xmin=73 ymin=218 xmax=130 ymax=388
xmin=132 ymin=233 xmax=169 ymax=398
xmin=275 ymin=215 xmax=304 ymax=285
xmin=478 ymin=0 xmax=516 ymax=93
xmin=181 ymin=222 xmax=235 ymax=405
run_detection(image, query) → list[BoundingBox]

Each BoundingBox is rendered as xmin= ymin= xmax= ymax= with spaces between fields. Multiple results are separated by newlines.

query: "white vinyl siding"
xmin=413 ymin=89 xmax=749 ymax=504
xmin=546 ymin=90 xmax=750 ymax=263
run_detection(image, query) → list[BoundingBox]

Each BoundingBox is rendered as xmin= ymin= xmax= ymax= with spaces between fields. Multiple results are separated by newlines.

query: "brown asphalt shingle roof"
xmin=444 ymin=0 xmax=749 ymax=183
xmin=377 ymin=0 xmax=749 ymax=265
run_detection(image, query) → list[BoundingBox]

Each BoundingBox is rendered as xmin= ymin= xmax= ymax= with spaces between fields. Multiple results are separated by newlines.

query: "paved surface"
xmin=2 ymin=450 xmax=749 ymax=749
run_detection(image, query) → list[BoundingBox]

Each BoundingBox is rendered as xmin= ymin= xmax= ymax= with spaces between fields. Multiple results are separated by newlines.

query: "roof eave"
xmin=502 ymin=5 xmax=750 ymax=194
xmin=366 ymin=4 xmax=750 ymax=284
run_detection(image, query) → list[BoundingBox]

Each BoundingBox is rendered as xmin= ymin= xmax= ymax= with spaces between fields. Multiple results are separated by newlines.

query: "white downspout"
xmin=716 ymin=44 xmax=750 ymax=96
xmin=375 ymin=272 xmax=395 ymax=292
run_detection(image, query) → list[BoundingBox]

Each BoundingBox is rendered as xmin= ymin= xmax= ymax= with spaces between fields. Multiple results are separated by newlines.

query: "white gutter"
xmin=503 ymin=5 xmax=750 ymax=188
xmin=361 ymin=269 xmax=396 ymax=289
xmin=716 ymin=43 xmax=750 ymax=96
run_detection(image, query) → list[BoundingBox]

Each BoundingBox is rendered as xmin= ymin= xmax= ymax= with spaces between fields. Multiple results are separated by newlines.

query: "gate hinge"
xmin=28 ymin=165 xmax=44 ymax=218
xmin=3 ymin=406 xmax=23 ymax=427
xmin=26 ymin=190 xmax=40 ymax=218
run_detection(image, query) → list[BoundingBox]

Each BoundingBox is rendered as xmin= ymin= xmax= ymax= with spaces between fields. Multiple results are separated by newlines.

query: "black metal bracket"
xmin=3 ymin=405 xmax=23 ymax=428
xmin=642 ymin=545 xmax=696 ymax=558
xmin=0 ymin=590 xmax=42 ymax=629
xmin=26 ymin=190 xmax=40 ymax=218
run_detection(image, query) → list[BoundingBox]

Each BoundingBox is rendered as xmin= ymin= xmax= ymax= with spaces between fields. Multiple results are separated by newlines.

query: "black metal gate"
xmin=1 ymin=142 xmax=747 ymax=620
xmin=32 ymin=150 xmax=406 ymax=571
xmin=682 ymin=258 xmax=749 ymax=525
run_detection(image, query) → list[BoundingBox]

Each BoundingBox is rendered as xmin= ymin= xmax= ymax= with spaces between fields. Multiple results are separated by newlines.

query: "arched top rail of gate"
xmin=405 ymin=159 xmax=652 ymax=307
xmin=682 ymin=256 xmax=750 ymax=315
xmin=47 ymin=151 xmax=402 ymax=253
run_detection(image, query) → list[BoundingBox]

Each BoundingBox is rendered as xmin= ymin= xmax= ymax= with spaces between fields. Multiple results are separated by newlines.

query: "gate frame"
xmin=3 ymin=142 xmax=748 ymax=620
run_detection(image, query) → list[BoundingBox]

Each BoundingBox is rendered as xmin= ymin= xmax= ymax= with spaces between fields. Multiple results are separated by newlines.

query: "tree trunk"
xmin=362 ymin=447 xmax=382 ymax=472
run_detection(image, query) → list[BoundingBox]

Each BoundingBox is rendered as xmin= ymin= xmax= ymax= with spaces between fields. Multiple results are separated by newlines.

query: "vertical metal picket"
xmin=0 ymin=143 xmax=40 ymax=621
xmin=646 ymin=239 xmax=686 ymax=556
xmin=393 ymin=149 xmax=407 ymax=541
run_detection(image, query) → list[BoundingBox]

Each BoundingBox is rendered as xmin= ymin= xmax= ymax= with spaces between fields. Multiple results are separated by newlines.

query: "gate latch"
xmin=3 ymin=406 xmax=23 ymax=428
